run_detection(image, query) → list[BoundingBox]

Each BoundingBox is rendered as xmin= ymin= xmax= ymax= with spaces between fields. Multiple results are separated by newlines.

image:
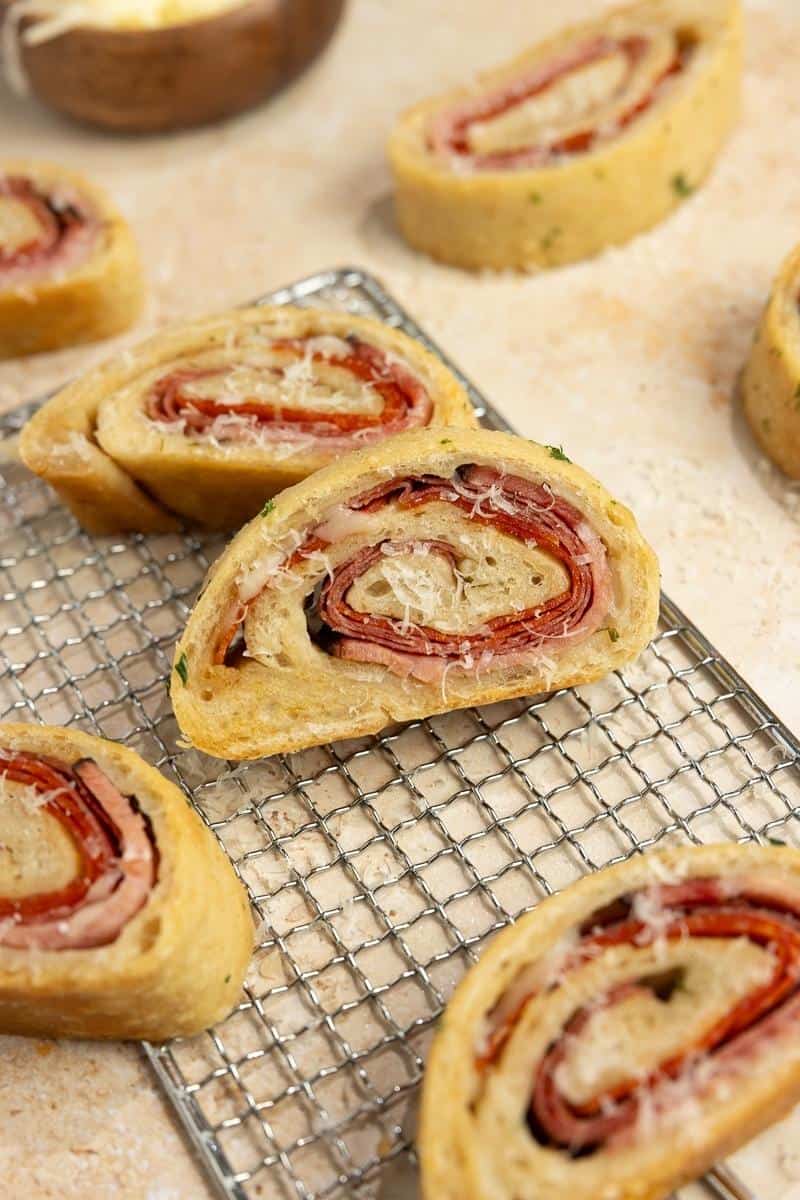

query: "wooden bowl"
xmin=3 ymin=0 xmax=346 ymax=133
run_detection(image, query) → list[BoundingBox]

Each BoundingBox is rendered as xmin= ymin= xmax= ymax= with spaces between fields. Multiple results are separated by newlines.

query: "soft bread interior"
xmin=0 ymin=779 xmax=81 ymax=898
xmin=0 ymin=194 xmax=43 ymax=253
xmin=245 ymin=503 xmax=573 ymax=656
xmin=554 ymin=937 xmax=774 ymax=1106
xmin=345 ymin=520 xmax=570 ymax=633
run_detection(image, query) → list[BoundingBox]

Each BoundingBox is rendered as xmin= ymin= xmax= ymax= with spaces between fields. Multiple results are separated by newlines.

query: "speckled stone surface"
xmin=0 ymin=1 xmax=798 ymax=1196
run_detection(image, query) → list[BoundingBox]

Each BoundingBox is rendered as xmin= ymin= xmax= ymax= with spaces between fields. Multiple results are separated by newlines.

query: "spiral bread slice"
xmin=389 ymin=0 xmax=741 ymax=270
xmin=172 ymin=428 xmax=659 ymax=759
xmin=420 ymin=842 xmax=800 ymax=1200
xmin=0 ymin=159 xmax=143 ymax=359
xmin=0 ymin=722 xmax=252 ymax=1040
xmin=19 ymin=305 xmax=477 ymax=533
xmin=742 ymin=243 xmax=800 ymax=479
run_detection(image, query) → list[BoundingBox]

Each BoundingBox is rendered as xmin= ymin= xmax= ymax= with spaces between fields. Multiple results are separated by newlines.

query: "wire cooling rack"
xmin=1 ymin=268 xmax=798 ymax=1200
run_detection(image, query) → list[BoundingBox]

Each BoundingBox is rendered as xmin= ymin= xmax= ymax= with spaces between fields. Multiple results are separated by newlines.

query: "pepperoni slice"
xmin=146 ymin=337 xmax=432 ymax=443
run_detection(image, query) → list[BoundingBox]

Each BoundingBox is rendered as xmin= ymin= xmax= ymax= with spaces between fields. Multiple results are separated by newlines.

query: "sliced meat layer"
xmin=0 ymin=175 xmax=96 ymax=286
xmin=0 ymin=751 xmax=156 ymax=951
xmin=478 ymin=875 xmax=800 ymax=1153
xmin=146 ymin=336 xmax=432 ymax=447
xmin=429 ymin=33 xmax=685 ymax=170
xmin=214 ymin=465 xmax=613 ymax=680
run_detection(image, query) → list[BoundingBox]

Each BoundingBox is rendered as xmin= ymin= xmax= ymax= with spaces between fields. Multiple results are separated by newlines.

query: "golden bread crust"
xmin=0 ymin=722 xmax=252 ymax=1040
xmin=742 ymin=242 xmax=800 ymax=479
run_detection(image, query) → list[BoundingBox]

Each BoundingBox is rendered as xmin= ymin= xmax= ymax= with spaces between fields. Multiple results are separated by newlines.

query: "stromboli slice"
xmin=19 ymin=304 xmax=476 ymax=533
xmin=742 ymin=243 xmax=800 ymax=479
xmin=389 ymin=0 xmax=741 ymax=270
xmin=420 ymin=843 xmax=800 ymax=1200
xmin=0 ymin=159 xmax=143 ymax=358
xmin=171 ymin=428 xmax=659 ymax=759
xmin=0 ymin=722 xmax=252 ymax=1040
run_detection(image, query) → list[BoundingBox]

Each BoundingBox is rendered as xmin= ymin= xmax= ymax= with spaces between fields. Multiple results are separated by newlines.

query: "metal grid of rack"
xmin=0 ymin=268 xmax=798 ymax=1200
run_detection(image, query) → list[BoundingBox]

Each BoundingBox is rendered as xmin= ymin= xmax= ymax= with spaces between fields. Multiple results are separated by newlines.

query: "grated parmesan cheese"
xmin=46 ymin=430 xmax=94 ymax=468
xmin=9 ymin=0 xmax=247 ymax=38
xmin=631 ymin=887 xmax=676 ymax=961
xmin=2 ymin=0 xmax=250 ymax=94
xmin=0 ymin=770 xmax=68 ymax=812
xmin=314 ymin=504 xmax=377 ymax=543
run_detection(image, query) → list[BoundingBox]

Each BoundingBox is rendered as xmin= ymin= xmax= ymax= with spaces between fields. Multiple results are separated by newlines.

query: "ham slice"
xmin=334 ymin=638 xmax=454 ymax=685
xmin=0 ymin=752 xmax=156 ymax=951
xmin=146 ymin=336 xmax=433 ymax=448
xmin=477 ymin=875 xmax=800 ymax=1153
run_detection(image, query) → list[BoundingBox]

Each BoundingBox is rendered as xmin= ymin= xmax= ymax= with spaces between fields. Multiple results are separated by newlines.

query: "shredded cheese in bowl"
xmin=2 ymin=0 xmax=253 ymax=94
xmin=7 ymin=0 xmax=250 ymax=38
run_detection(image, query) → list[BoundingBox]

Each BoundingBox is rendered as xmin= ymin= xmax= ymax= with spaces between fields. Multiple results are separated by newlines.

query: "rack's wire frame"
xmin=0 ymin=267 xmax=798 ymax=1200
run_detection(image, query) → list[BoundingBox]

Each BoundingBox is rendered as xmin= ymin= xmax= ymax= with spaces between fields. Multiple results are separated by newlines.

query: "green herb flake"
xmin=260 ymin=498 xmax=276 ymax=517
xmin=671 ymin=172 xmax=693 ymax=197
xmin=224 ymin=973 xmax=231 ymax=984
xmin=545 ymin=444 xmax=571 ymax=462
xmin=541 ymin=226 xmax=562 ymax=251
xmin=767 ymin=836 xmax=787 ymax=847
xmin=607 ymin=627 xmax=620 ymax=643
xmin=175 ymin=653 xmax=189 ymax=686
xmin=529 ymin=190 xmax=543 ymax=204
xmin=439 ymin=438 xmax=454 ymax=446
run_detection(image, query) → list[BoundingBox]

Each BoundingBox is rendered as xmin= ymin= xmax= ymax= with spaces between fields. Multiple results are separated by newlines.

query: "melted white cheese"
xmin=314 ymin=505 xmax=378 ymax=543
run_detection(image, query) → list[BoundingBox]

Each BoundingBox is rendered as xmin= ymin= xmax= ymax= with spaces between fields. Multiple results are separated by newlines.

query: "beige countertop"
xmin=0 ymin=1 xmax=799 ymax=1196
